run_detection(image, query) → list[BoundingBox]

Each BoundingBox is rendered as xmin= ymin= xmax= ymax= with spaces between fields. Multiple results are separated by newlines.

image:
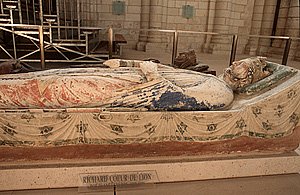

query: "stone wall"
xmin=247 ymin=0 xmax=299 ymax=60
xmin=209 ymin=0 xmax=255 ymax=54
xmin=69 ymin=0 xmax=299 ymax=60
xmin=162 ymin=0 xmax=209 ymax=53
xmin=79 ymin=0 xmax=142 ymax=49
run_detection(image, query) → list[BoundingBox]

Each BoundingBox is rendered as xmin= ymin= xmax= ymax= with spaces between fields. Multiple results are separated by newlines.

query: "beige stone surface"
xmin=76 ymin=0 xmax=300 ymax=60
xmin=1 ymin=174 xmax=300 ymax=194
xmin=0 ymin=154 xmax=300 ymax=192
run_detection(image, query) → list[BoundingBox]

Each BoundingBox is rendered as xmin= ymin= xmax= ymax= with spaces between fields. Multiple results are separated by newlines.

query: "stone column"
xmin=136 ymin=0 xmax=150 ymax=51
xmin=247 ymin=0 xmax=266 ymax=55
xmin=147 ymin=0 xmax=162 ymax=43
xmin=295 ymin=0 xmax=300 ymax=60
xmin=238 ymin=0 xmax=255 ymax=55
xmin=203 ymin=0 xmax=216 ymax=53
xmin=145 ymin=0 xmax=167 ymax=52
xmin=285 ymin=0 xmax=299 ymax=60
xmin=258 ymin=0 xmax=277 ymax=56
xmin=252 ymin=0 xmax=299 ymax=59
xmin=210 ymin=0 xmax=232 ymax=54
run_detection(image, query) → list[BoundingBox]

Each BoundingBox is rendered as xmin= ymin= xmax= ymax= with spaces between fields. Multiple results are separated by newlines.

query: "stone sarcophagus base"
xmin=0 ymin=66 xmax=299 ymax=161
xmin=0 ymin=126 xmax=299 ymax=161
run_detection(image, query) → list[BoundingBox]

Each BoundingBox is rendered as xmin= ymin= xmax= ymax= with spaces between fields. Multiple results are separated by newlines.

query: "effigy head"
xmin=223 ymin=56 xmax=272 ymax=91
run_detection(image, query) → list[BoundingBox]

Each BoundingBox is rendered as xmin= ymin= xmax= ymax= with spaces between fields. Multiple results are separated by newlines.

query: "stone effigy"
xmin=0 ymin=59 xmax=233 ymax=111
xmin=0 ymin=57 xmax=298 ymax=155
xmin=223 ymin=56 xmax=297 ymax=94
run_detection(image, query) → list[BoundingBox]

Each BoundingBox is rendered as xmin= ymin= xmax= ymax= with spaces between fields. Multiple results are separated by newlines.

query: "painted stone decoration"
xmin=223 ymin=56 xmax=272 ymax=90
xmin=0 ymin=57 xmax=298 ymax=147
xmin=0 ymin=60 xmax=233 ymax=111
xmin=222 ymin=56 xmax=297 ymax=95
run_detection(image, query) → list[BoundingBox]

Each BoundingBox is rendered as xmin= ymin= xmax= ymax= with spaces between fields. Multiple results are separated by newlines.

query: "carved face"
xmin=223 ymin=57 xmax=271 ymax=91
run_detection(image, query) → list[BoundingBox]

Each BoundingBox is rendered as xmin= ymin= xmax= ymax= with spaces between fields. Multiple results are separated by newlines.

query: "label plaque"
xmin=79 ymin=170 xmax=159 ymax=187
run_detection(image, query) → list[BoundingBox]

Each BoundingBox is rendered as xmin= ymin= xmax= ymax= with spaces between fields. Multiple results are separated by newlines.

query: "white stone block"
xmin=217 ymin=10 xmax=231 ymax=17
xmin=234 ymin=19 xmax=244 ymax=27
xmin=128 ymin=0 xmax=141 ymax=6
xmin=264 ymin=6 xmax=276 ymax=14
xmin=102 ymin=0 xmax=112 ymax=5
xmin=289 ymin=7 xmax=300 ymax=17
xmin=149 ymin=21 xmax=163 ymax=28
xmin=196 ymin=10 xmax=208 ymax=17
xmin=168 ymin=1 xmax=175 ymax=7
xmin=236 ymin=0 xmax=248 ymax=5
xmin=262 ymin=13 xmax=275 ymax=20
xmin=267 ymin=0 xmax=278 ymax=6
xmin=214 ymin=24 xmax=229 ymax=31
xmin=199 ymin=2 xmax=209 ymax=10
xmin=166 ymin=23 xmax=176 ymax=29
xmin=127 ymin=5 xmax=141 ymax=14
xmin=255 ymin=0 xmax=265 ymax=6
xmin=168 ymin=8 xmax=180 ymax=16
xmin=277 ymin=19 xmax=287 ymax=28
xmin=252 ymin=13 xmax=263 ymax=20
xmin=216 ymin=2 xmax=228 ymax=10
xmin=125 ymin=13 xmax=140 ymax=22
xmin=251 ymin=21 xmax=262 ymax=28
xmin=233 ymin=4 xmax=245 ymax=12
xmin=187 ymin=2 xmax=197 ymax=8
xmin=253 ymin=5 xmax=264 ymax=14
xmin=230 ymin=26 xmax=239 ymax=33
xmin=151 ymin=6 xmax=163 ymax=14
xmin=232 ymin=12 xmax=241 ymax=19
xmin=280 ymin=11 xmax=289 ymax=20
xmin=98 ymin=4 xmax=110 ymax=13
xmin=175 ymin=1 xmax=185 ymax=7
xmin=214 ymin=18 xmax=226 ymax=25
xmin=167 ymin=16 xmax=176 ymax=23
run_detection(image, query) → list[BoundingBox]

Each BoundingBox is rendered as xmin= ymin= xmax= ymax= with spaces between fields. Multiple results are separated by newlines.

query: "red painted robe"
xmin=0 ymin=68 xmax=141 ymax=108
xmin=0 ymin=63 xmax=233 ymax=110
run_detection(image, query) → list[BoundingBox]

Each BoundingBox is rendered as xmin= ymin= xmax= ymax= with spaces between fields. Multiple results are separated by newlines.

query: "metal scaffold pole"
xmin=39 ymin=25 xmax=45 ymax=69
xmin=172 ymin=31 xmax=178 ymax=65
xmin=282 ymin=38 xmax=291 ymax=65
xmin=39 ymin=0 xmax=43 ymax=24
xmin=8 ymin=5 xmax=17 ymax=59
xmin=108 ymin=27 xmax=113 ymax=59
xmin=229 ymin=34 xmax=238 ymax=66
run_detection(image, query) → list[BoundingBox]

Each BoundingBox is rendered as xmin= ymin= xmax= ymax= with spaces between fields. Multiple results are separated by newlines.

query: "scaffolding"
xmin=0 ymin=0 xmax=113 ymax=68
xmin=0 ymin=0 xmax=82 ymax=39
xmin=0 ymin=0 xmax=298 ymax=69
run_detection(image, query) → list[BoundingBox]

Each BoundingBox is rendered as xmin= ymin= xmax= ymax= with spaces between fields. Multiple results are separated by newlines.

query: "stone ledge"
xmin=0 ymin=153 xmax=299 ymax=191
